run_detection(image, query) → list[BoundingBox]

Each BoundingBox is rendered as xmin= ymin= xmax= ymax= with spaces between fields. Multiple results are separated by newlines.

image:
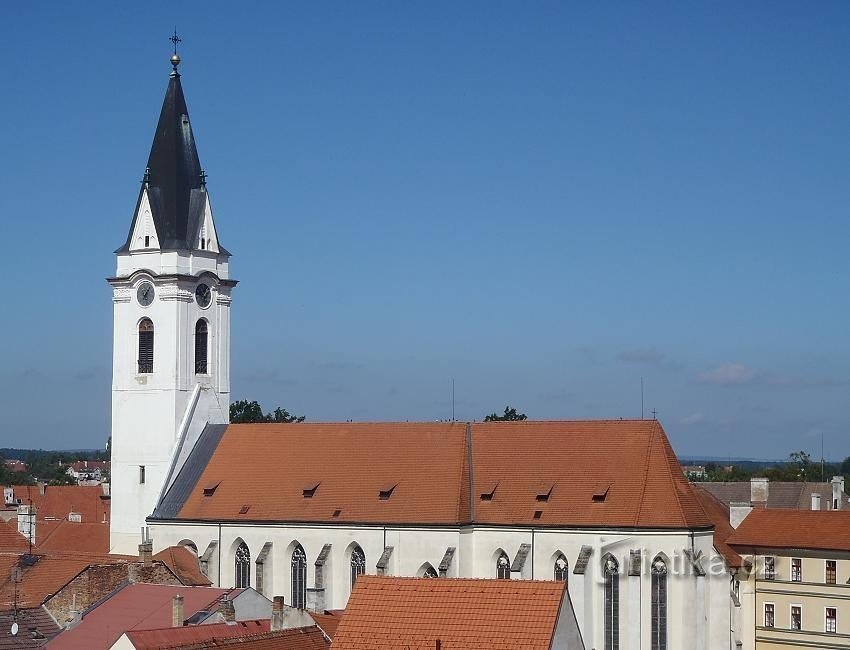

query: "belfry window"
xmin=350 ymin=545 xmax=365 ymax=588
xmin=651 ymin=557 xmax=668 ymax=650
xmin=235 ymin=541 xmax=250 ymax=588
xmin=554 ymin=553 xmax=569 ymax=582
xmin=144 ymin=235 xmax=150 ymax=247
xmin=603 ymin=555 xmax=620 ymax=650
xmin=195 ymin=320 xmax=208 ymax=374
xmin=138 ymin=319 xmax=154 ymax=373
xmin=292 ymin=544 xmax=307 ymax=609
xmin=496 ymin=551 xmax=510 ymax=579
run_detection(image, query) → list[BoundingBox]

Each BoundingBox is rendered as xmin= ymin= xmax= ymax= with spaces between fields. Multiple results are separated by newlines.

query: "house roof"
xmin=332 ymin=576 xmax=566 ymax=649
xmin=697 ymin=481 xmax=846 ymax=510
xmin=47 ymin=584 xmax=243 ymax=649
xmin=35 ymin=521 xmax=109 ymax=554
xmin=68 ymin=461 xmax=109 ymax=473
xmin=123 ymin=620 xmax=269 ymax=649
xmin=0 ymin=607 xmax=60 ymax=649
xmin=4 ymin=486 xmax=109 ymax=525
xmin=155 ymin=626 xmax=330 ymax=650
xmin=726 ymin=509 xmax=850 ymax=553
xmin=157 ymin=420 xmax=710 ymax=530
xmin=309 ymin=611 xmax=342 ymax=639
xmin=0 ymin=521 xmax=29 ymax=553
xmin=153 ymin=546 xmax=211 ymax=586
xmin=691 ymin=486 xmax=742 ymax=568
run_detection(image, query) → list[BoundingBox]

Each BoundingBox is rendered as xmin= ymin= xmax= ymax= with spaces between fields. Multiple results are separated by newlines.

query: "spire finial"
xmin=142 ymin=167 xmax=151 ymax=187
xmin=199 ymin=169 xmax=207 ymax=187
xmin=169 ymin=28 xmax=182 ymax=75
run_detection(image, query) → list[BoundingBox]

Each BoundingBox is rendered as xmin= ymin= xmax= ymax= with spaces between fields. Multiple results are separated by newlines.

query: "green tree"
xmin=230 ymin=400 xmax=305 ymax=424
xmin=484 ymin=406 xmax=527 ymax=422
xmin=789 ymin=450 xmax=813 ymax=482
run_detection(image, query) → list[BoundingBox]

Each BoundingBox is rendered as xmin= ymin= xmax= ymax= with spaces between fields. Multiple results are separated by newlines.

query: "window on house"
xmin=826 ymin=607 xmax=837 ymax=633
xmin=764 ymin=603 xmax=775 ymax=628
xmin=603 ymin=555 xmax=620 ymax=650
xmin=791 ymin=605 xmax=802 ymax=631
xmin=138 ymin=319 xmax=154 ymax=373
xmin=350 ymin=545 xmax=365 ymax=588
xmin=764 ymin=556 xmax=775 ymax=580
xmin=138 ymin=465 xmax=145 ymax=484
xmin=554 ymin=554 xmax=568 ymax=583
xmin=496 ymin=551 xmax=510 ymax=579
xmin=792 ymin=558 xmax=802 ymax=582
xmin=826 ymin=560 xmax=837 ymax=585
xmin=235 ymin=541 xmax=250 ymax=588
xmin=195 ymin=320 xmax=208 ymax=374
xmin=651 ymin=557 xmax=667 ymax=650
xmin=291 ymin=544 xmax=307 ymax=609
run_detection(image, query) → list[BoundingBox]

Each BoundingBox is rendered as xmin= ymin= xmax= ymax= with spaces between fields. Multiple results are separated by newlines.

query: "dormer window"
xmin=302 ymin=481 xmax=320 ymax=498
xmin=378 ymin=483 xmax=397 ymax=501
xmin=480 ymin=481 xmax=498 ymax=501
xmin=592 ymin=483 xmax=611 ymax=503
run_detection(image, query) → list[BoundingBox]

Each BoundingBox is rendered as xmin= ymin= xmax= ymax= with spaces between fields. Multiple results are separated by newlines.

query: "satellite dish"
xmin=10 ymin=622 xmax=18 ymax=636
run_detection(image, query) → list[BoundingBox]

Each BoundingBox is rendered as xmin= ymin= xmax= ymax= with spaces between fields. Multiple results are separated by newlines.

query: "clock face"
xmin=195 ymin=283 xmax=212 ymax=308
xmin=137 ymin=282 xmax=155 ymax=307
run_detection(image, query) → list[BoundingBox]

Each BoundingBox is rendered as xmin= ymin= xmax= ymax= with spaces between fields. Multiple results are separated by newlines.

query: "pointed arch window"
xmin=422 ymin=564 xmax=438 ymax=578
xmin=554 ymin=553 xmax=569 ymax=583
xmin=496 ymin=551 xmax=511 ymax=579
xmin=651 ymin=557 xmax=668 ymax=650
xmin=138 ymin=319 xmax=154 ymax=373
xmin=195 ymin=320 xmax=208 ymax=374
xmin=350 ymin=545 xmax=365 ymax=588
xmin=291 ymin=544 xmax=307 ymax=609
xmin=603 ymin=555 xmax=620 ymax=650
xmin=235 ymin=541 xmax=250 ymax=588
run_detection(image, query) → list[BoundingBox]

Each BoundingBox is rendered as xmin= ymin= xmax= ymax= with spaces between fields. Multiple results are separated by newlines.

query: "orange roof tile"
xmin=692 ymin=486 xmax=742 ymax=568
xmin=160 ymin=626 xmax=329 ymax=649
xmin=154 ymin=546 xmax=211 ymax=586
xmin=5 ymin=485 xmax=109 ymax=525
xmin=124 ymin=620 xmax=269 ymax=649
xmin=332 ymin=576 xmax=565 ymax=649
xmin=35 ymin=521 xmax=109 ymax=554
xmin=309 ymin=611 xmax=342 ymax=639
xmin=726 ymin=509 xmax=850 ymax=553
xmin=169 ymin=420 xmax=710 ymax=530
xmin=0 ymin=520 xmax=29 ymax=552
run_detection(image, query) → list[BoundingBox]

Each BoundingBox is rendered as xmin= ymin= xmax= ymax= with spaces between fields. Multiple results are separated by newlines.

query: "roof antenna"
xmin=640 ymin=377 xmax=644 ymax=420
xmin=651 ymin=408 xmax=657 ymax=421
xmin=451 ymin=378 xmax=455 ymax=422
xmin=169 ymin=28 xmax=182 ymax=75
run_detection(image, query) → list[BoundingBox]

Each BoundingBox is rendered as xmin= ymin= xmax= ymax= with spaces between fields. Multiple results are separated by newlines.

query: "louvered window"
xmin=496 ymin=551 xmax=510 ymax=579
xmin=554 ymin=554 xmax=569 ymax=583
xmin=350 ymin=545 xmax=365 ymax=588
xmin=651 ymin=557 xmax=668 ymax=650
xmin=195 ymin=320 xmax=208 ymax=374
xmin=138 ymin=319 xmax=154 ymax=373
xmin=604 ymin=556 xmax=620 ymax=650
xmin=292 ymin=544 xmax=307 ymax=609
xmin=235 ymin=541 xmax=250 ymax=588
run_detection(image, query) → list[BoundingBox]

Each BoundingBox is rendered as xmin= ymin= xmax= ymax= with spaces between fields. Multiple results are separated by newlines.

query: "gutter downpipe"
xmin=218 ymin=522 xmax=222 ymax=586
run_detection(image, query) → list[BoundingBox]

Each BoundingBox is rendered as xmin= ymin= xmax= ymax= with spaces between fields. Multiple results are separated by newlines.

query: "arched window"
xmin=291 ymin=544 xmax=307 ymax=609
xmin=651 ymin=557 xmax=668 ymax=650
xmin=138 ymin=319 xmax=154 ymax=373
xmin=350 ymin=545 xmax=365 ymax=588
xmin=423 ymin=565 xmax=438 ymax=578
xmin=603 ymin=556 xmax=620 ymax=650
xmin=235 ymin=541 xmax=250 ymax=588
xmin=496 ymin=551 xmax=510 ymax=579
xmin=554 ymin=553 xmax=569 ymax=583
xmin=195 ymin=320 xmax=208 ymax=374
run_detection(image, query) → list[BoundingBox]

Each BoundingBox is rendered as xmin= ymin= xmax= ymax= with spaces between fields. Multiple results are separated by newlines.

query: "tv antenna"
xmin=640 ymin=377 xmax=644 ymax=420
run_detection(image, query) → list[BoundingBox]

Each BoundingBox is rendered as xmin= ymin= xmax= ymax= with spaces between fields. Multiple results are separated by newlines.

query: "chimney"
xmin=138 ymin=541 xmax=153 ymax=566
xmin=750 ymin=477 xmax=769 ymax=505
xmin=271 ymin=596 xmax=285 ymax=631
xmin=729 ymin=502 xmax=752 ymax=529
xmin=811 ymin=493 xmax=821 ymax=511
xmin=172 ymin=594 xmax=184 ymax=627
xmin=832 ymin=476 xmax=845 ymax=510
xmin=37 ymin=483 xmax=46 ymax=497
xmin=16 ymin=505 xmax=35 ymax=546
xmin=219 ymin=596 xmax=236 ymax=623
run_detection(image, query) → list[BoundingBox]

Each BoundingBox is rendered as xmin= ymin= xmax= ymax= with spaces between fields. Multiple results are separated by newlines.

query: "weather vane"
xmin=169 ymin=28 xmax=182 ymax=73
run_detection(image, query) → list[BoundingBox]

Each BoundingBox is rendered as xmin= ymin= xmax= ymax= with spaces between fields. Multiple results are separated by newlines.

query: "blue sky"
xmin=1 ymin=2 xmax=849 ymax=458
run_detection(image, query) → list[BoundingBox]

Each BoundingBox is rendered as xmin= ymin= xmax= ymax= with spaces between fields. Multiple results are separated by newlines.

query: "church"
xmin=108 ymin=51 xmax=734 ymax=650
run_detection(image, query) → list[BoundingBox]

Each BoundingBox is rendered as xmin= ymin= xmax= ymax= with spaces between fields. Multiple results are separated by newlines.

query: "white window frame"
xmin=791 ymin=558 xmax=802 ymax=582
xmin=763 ymin=556 xmax=775 ymax=580
xmin=825 ymin=560 xmax=837 ymax=585
xmin=825 ymin=606 xmax=837 ymax=634
xmin=790 ymin=604 xmax=802 ymax=631
xmin=763 ymin=602 xmax=775 ymax=628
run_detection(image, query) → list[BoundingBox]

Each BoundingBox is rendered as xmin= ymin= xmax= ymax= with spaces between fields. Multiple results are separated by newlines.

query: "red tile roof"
xmin=0 ymin=607 xmax=60 ymax=649
xmin=5 ymin=486 xmax=109 ymax=525
xmin=124 ymin=620 xmax=269 ymax=649
xmin=35 ymin=521 xmax=109 ymax=554
xmin=332 ymin=576 xmax=566 ymax=649
xmin=47 ymin=584 xmax=243 ymax=649
xmin=172 ymin=420 xmax=710 ymax=529
xmin=0 ymin=521 xmax=29 ymax=553
xmin=309 ymin=611 xmax=341 ymax=639
xmin=160 ymin=626 xmax=329 ymax=650
xmin=726 ymin=509 xmax=850 ymax=553
xmin=154 ymin=546 xmax=211 ymax=586
xmin=692 ymin=486 xmax=742 ymax=568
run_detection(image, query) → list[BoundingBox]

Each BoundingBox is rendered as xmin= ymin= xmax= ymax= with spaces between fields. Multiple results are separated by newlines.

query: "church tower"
xmin=108 ymin=50 xmax=236 ymax=554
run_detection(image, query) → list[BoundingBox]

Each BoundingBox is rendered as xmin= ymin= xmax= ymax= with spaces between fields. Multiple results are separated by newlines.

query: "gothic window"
xmin=651 ymin=557 xmax=667 ymax=650
xmin=496 ymin=551 xmax=510 ymax=579
xmin=235 ymin=541 xmax=250 ymax=588
xmin=603 ymin=555 xmax=620 ymax=650
xmin=350 ymin=545 xmax=365 ymax=588
xmin=138 ymin=319 xmax=154 ymax=373
xmin=422 ymin=565 xmax=438 ymax=578
xmin=554 ymin=554 xmax=569 ymax=583
xmin=291 ymin=544 xmax=307 ymax=609
xmin=195 ymin=320 xmax=208 ymax=374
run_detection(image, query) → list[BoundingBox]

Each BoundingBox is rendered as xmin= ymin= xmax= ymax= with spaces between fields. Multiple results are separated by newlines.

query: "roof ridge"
xmin=634 ymin=427 xmax=655 ymax=527
xmin=660 ymin=427 xmax=690 ymax=527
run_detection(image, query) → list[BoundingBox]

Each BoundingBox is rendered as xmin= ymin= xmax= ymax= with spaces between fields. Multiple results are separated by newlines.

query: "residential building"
xmin=727 ymin=509 xmax=850 ymax=649
xmin=698 ymin=476 xmax=848 ymax=512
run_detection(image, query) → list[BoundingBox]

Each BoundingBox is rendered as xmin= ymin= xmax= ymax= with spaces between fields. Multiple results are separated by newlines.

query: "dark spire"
xmin=119 ymin=50 xmax=213 ymax=252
